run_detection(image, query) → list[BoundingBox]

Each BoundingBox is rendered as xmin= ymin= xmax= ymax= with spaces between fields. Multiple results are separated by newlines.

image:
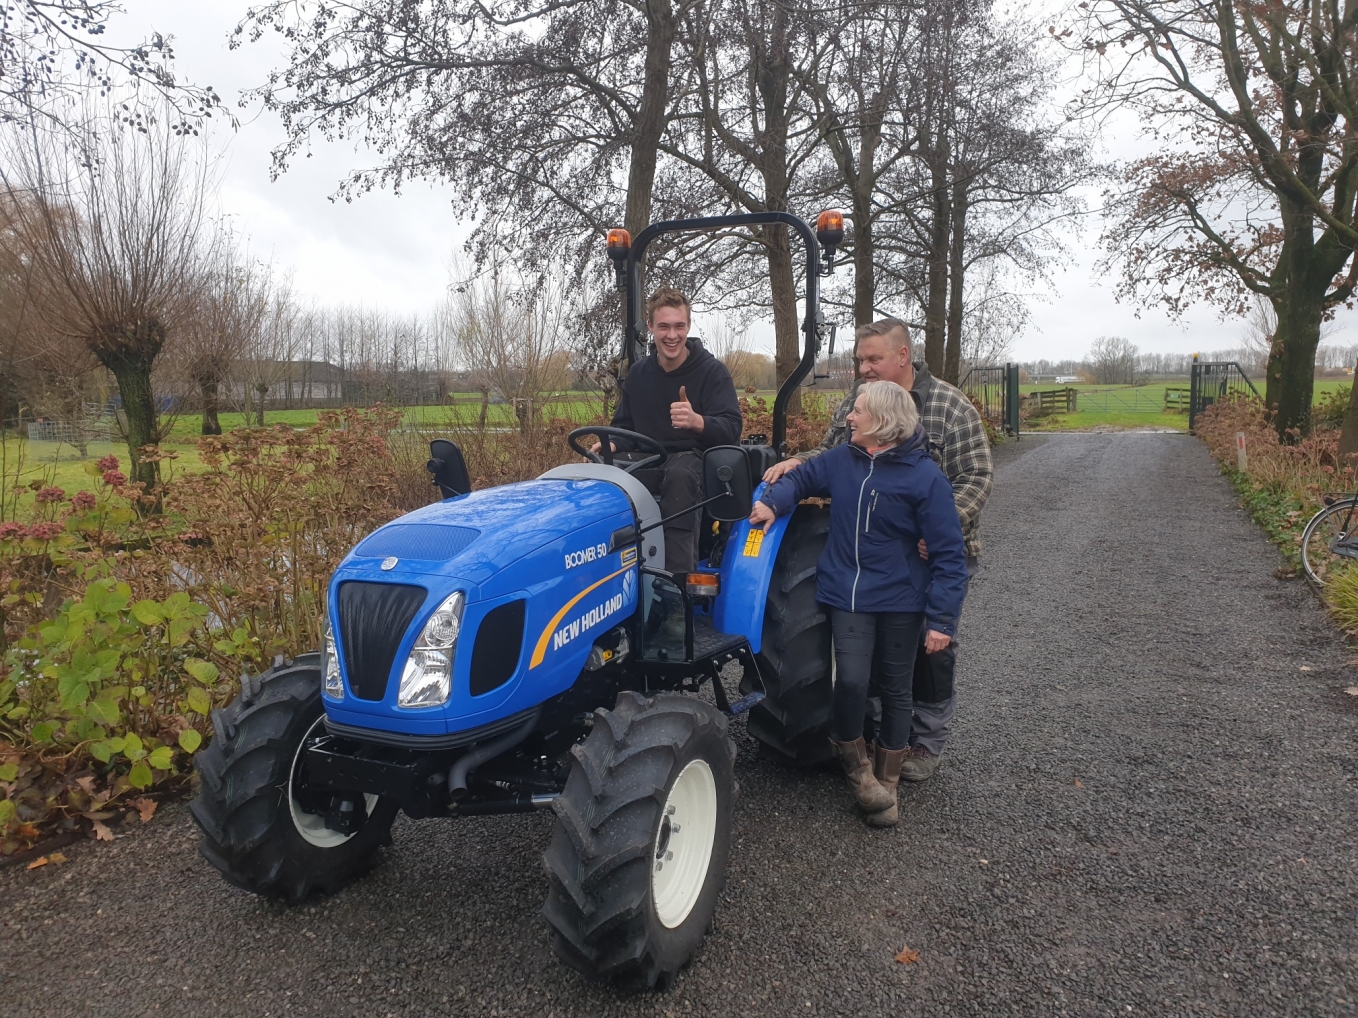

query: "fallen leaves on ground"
xmin=1345 ymin=686 xmax=1358 ymax=696
xmin=25 ymin=851 xmax=68 ymax=871
xmin=130 ymin=798 xmax=157 ymax=823
xmin=1073 ymin=779 xmax=1085 ymax=788
xmin=895 ymin=946 xmax=920 ymax=965
xmin=91 ymin=820 xmax=114 ymax=842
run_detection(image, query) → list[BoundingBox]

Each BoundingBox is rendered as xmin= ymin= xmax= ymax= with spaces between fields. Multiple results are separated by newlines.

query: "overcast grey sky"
xmin=110 ymin=2 xmax=1356 ymax=363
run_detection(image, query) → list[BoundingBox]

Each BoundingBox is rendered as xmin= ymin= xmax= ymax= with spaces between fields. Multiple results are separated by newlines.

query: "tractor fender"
xmin=713 ymin=482 xmax=794 ymax=654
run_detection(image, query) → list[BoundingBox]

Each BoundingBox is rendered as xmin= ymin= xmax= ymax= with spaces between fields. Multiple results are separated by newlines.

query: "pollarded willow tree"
xmin=1082 ymin=0 xmax=1358 ymax=438
xmin=0 ymin=111 xmax=218 ymax=490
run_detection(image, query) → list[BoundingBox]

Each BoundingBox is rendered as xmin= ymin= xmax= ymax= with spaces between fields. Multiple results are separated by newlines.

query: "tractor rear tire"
xmin=189 ymin=655 xmax=397 ymax=901
xmin=543 ymin=691 xmax=736 ymax=990
xmin=746 ymin=503 xmax=835 ymax=768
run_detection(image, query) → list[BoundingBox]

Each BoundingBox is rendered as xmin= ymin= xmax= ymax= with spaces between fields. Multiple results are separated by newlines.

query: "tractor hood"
xmin=334 ymin=478 xmax=636 ymax=596
xmin=324 ymin=476 xmax=641 ymax=739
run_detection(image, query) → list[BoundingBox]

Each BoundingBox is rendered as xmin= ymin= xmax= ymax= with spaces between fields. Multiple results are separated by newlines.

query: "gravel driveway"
xmin=3 ymin=433 xmax=1356 ymax=1017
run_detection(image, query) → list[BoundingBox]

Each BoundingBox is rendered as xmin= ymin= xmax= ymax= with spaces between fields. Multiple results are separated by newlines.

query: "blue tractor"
xmin=190 ymin=210 xmax=846 ymax=988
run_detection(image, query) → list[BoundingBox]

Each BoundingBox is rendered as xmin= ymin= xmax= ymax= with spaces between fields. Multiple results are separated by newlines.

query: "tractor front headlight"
xmin=397 ymin=591 xmax=465 ymax=708
xmin=323 ymin=620 xmax=343 ymax=700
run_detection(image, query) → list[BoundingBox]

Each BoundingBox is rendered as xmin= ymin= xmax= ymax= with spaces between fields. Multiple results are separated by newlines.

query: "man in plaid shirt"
xmin=762 ymin=318 xmax=993 ymax=781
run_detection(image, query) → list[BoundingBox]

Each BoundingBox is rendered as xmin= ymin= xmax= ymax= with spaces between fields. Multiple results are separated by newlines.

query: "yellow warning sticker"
xmin=742 ymin=528 xmax=764 ymax=557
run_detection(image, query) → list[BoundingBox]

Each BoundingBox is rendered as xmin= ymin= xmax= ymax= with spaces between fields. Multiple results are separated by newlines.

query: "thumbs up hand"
xmin=670 ymin=384 xmax=705 ymax=433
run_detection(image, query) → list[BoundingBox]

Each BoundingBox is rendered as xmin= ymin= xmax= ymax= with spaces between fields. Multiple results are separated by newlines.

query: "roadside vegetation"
xmin=1195 ymin=395 xmax=1358 ymax=636
xmin=0 ymin=394 xmax=828 ymax=856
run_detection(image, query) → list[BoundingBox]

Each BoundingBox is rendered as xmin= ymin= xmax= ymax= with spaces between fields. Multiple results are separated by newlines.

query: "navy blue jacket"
xmin=759 ymin=427 xmax=968 ymax=635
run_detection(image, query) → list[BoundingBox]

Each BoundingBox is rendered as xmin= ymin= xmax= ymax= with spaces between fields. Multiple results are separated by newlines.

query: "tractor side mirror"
xmin=428 ymin=439 xmax=472 ymax=498
xmin=702 ymin=446 xmax=754 ymax=522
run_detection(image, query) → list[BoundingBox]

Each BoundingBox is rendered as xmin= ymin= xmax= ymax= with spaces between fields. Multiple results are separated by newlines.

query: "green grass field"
xmin=2 ymin=377 xmax=1349 ymax=496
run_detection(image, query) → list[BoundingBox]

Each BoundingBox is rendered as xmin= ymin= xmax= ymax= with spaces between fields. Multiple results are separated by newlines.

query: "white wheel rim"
xmin=651 ymin=758 xmax=718 ymax=929
xmin=288 ymin=715 xmax=378 ymax=849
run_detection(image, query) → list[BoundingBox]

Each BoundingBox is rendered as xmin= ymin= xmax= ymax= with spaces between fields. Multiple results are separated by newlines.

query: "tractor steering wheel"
xmin=568 ymin=426 xmax=669 ymax=475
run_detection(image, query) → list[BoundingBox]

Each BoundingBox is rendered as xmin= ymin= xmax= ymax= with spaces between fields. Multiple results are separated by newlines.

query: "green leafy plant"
xmin=1313 ymin=385 xmax=1351 ymax=430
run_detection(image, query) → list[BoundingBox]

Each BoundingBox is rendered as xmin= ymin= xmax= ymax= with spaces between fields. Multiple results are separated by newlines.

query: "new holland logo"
xmin=551 ymin=592 xmax=625 ymax=652
xmin=529 ymin=564 xmax=636 ymax=668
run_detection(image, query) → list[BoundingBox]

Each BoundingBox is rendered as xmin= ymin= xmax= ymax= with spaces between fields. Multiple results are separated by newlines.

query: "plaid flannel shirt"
xmin=794 ymin=362 xmax=994 ymax=559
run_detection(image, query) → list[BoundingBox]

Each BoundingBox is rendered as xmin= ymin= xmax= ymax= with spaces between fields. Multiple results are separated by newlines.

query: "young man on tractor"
xmin=604 ymin=287 xmax=742 ymax=635
xmin=762 ymin=318 xmax=993 ymax=781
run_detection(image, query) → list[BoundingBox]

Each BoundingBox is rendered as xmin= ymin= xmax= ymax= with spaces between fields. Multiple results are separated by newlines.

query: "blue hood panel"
xmin=324 ymin=477 xmax=642 ymax=736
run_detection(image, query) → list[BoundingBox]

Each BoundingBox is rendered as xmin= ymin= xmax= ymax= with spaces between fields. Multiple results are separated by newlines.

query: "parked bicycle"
xmin=1300 ymin=493 xmax=1358 ymax=584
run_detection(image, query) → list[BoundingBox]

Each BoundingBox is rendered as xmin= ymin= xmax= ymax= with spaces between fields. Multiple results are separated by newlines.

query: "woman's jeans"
xmin=831 ymin=610 xmax=926 ymax=751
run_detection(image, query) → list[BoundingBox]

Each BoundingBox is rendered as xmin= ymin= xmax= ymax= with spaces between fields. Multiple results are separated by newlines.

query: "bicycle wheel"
xmin=1300 ymin=498 xmax=1358 ymax=585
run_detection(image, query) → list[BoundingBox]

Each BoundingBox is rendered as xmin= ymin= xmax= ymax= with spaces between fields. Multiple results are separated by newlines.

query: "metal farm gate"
xmin=1189 ymin=358 xmax=1259 ymax=431
xmin=961 ymin=362 xmax=1020 ymax=438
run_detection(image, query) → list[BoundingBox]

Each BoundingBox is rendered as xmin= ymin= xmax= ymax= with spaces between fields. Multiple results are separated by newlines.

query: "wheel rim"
xmin=651 ymin=758 xmax=718 ymax=929
xmin=288 ymin=715 xmax=378 ymax=849
xmin=1303 ymin=501 xmax=1358 ymax=585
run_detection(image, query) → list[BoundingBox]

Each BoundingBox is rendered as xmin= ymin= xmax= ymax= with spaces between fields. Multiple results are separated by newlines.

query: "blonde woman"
xmin=748 ymin=381 xmax=968 ymax=826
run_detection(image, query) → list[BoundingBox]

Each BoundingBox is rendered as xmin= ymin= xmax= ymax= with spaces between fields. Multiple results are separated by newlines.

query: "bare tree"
xmin=0 ymin=109 xmax=217 ymax=489
xmin=0 ymin=2 xmax=222 ymax=133
xmin=176 ymin=246 xmax=271 ymax=435
xmin=235 ymin=273 xmax=298 ymax=427
xmin=457 ymin=267 xmax=572 ymax=432
xmin=1088 ymin=335 xmax=1138 ymax=385
xmin=235 ymin=0 xmax=704 ymax=284
xmin=1081 ymin=0 xmax=1358 ymax=439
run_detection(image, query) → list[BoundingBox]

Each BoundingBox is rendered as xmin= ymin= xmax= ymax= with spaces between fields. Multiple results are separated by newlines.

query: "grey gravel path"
xmin=3 ymin=433 xmax=1356 ymax=1017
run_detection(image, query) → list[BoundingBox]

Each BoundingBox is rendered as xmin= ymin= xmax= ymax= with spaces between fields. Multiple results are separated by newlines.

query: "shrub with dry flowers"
xmin=1194 ymin=395 xmax=1358 ymax=635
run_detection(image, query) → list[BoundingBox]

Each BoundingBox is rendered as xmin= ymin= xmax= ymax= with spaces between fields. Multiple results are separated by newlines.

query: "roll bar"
xmin=610 ymin=211 xmax=837 ymax=456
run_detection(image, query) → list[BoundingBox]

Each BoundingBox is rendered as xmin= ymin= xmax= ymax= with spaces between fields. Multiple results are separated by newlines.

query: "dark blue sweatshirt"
xmin=759 ymin=427 xmax=968 ymax=635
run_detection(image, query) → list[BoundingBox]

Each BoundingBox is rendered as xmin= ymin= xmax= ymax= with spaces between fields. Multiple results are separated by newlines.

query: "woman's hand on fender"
xmin=924 ymin=629 xmax=951 ymax=654
xmin=748 ymin=501 xmax=777 ymax=532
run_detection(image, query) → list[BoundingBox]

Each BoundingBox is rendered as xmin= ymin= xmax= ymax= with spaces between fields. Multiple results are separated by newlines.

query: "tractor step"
xmin=725 ymin=691 xmax=766 ymax=716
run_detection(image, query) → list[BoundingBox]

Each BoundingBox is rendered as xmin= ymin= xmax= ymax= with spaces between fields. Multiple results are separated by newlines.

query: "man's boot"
xmin=899 ymin=744 xmax=942 ymax=782
xmin=866 ymin=745 xmax=909 ymax=828
xmin=829 ymin=738 xmax=894 ymax=813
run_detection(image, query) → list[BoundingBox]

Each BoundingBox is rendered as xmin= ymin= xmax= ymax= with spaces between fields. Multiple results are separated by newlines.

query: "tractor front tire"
xmin=543 ymin=691 xmax=736 ymax=990
xmin=189 ymin=655 xmax=397 ymax=901
xmin=747 ymin=503 xmax=835 ymax=767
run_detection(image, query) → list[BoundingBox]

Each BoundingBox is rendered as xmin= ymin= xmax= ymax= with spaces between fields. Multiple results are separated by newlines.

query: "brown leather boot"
xmin=829 ymin=737 xmax=894 ymax=813
xmin=865 ymin=745 xmax=909 ymax=828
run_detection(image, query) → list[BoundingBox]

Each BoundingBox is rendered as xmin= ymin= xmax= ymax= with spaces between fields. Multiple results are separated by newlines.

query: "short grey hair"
xmin=855 ymin=380 xmax=919 ymax=446
xmin=853 ymin=317 xmax=911 ymax=349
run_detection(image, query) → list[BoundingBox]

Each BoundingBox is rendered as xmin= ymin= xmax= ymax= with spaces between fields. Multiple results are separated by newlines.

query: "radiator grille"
xmin=354 ymin=524 xmax=480 ymax=562
xmin=337 ymin=581 xmax=427 ymax=701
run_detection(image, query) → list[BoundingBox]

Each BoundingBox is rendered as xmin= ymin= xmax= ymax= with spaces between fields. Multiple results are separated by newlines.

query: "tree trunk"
xmin=944 ymin=180 xmax=968 ymax=385
xmin=755 ymin=5 xmax=798 ymax=411
xmin=623 ymin=0 xmax=675 ymax=237
xmin=852 ymin=199 xmax=875 ymax=328
xmin=1337 ymin=356 xmax=1358 ymax=465
xmin=850 ymin=97 xmax=884 ymax=329
xmin=200 ymin=376 xmax=222 ymax=435
xmin=924 ymin=145 xmax=950 ymax=374
xmin=478 ymin=386 xmax=489 ymax=431
xmin=1265 ymin=292 xmax=1323 ymax=437
xmin=255 ymin=384 xmax=267 ymax=426
xmin=106 ymin=356 xmax=159 ymax=491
